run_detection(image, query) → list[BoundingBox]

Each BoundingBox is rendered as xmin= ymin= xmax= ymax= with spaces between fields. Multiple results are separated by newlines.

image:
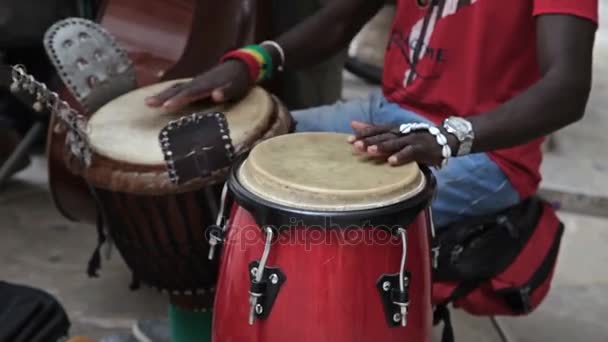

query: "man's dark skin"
xmin=146 ymin=0 xmax=596 ymax=168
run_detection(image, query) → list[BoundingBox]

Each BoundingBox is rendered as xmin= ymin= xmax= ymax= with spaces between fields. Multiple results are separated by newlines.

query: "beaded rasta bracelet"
xmin=220 ymin=50 xmax=261 ymax=83
xmin=220 ymin=44 xmax=274 ymax=83
xmin=243 ymin=45 xmax=273 ymax=80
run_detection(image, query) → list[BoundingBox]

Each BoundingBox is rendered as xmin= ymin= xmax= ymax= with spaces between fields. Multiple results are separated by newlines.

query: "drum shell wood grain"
xmin=213 ymin=205 xmax=434 ymax=342
xmin=93 ymin=186 xmax=220 ymax=309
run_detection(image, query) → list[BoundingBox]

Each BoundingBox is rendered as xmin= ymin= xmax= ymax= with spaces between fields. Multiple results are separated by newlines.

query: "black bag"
xmin=431 ymin=197 xmax=565 ymax=342
xmin=433 ymin=197 xmax=543 ymax=282
xmin=0 ymin=282 xmax=70 ymax=342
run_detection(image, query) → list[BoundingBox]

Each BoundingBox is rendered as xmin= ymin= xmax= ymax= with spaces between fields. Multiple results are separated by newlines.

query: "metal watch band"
xmin=443 ymin=117 xmax=474 ymax=156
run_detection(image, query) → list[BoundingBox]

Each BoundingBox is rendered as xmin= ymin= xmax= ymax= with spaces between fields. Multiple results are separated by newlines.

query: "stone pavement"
xmin=2 ymin=5 xmax=608 ymax=342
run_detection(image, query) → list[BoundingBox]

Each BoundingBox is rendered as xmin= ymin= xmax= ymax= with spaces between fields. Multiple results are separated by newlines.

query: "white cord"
xmin=261 ymin=40 xmax=285 ymax=71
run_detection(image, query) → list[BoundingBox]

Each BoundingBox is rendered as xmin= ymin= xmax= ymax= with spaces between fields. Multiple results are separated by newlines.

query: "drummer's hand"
xmin=145 ymin=60 xmax=251 ymax=109
xmin=348 ymin=121 xmax=459 ymax=167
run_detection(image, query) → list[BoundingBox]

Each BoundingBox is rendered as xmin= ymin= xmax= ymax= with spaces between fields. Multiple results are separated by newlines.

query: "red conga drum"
xmin=213 ymin=132 xmax=436 ymax=341
xmin=65 ymin=79 xmax=292 ymax=310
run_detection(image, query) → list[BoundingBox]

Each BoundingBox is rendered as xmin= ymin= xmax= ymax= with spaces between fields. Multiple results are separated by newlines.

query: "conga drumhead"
xmin=238 ymin=132 xmax=426 ymax=211
xmin=87 ymin=79 xmax=273 ymax=165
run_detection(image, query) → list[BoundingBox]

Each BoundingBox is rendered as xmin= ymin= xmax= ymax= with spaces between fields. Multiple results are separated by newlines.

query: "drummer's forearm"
xmin=468 ymin=70 xmax=590 ymax=153
xmin=469 ymin=15 xmax=594 ymax=153
xmin=267 ymin=0 xmax=384 ymax=69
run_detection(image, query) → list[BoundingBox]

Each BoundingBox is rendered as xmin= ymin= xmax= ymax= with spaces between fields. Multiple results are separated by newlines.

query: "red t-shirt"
xmin=382 ymin=0 xmax=598 ymax=198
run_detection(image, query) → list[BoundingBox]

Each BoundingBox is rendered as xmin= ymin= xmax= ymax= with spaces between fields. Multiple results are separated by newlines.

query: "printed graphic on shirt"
xmin=388 ymin=0 xmax=480 ymax=87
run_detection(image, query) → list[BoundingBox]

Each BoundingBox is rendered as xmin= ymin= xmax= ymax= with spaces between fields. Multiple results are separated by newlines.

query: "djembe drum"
xmin=66 ymin=79 xmax=292 ymax=310
xmin=213 ymin=132 xmax=436 ymax=341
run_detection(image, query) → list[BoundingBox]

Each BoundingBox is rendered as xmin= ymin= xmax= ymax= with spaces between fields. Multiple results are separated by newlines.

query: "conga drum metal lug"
xmin=376 ymin=272 xmax=412 ymax=328
xmin=248 ymin=261 xmax=286 ymax=321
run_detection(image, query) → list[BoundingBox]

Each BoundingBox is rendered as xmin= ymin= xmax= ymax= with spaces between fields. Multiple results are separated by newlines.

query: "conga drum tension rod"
xmin=377 ymin=227 xmax=411 ymax=328
xmin=248 ymin=226 xmax=286 ymax=325
xmin=208 ymin=183 xmax=230 ymax=260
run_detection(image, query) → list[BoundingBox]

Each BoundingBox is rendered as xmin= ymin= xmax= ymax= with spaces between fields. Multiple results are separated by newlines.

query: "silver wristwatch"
xmin=443 ymin=116 xmax=475 ymax=156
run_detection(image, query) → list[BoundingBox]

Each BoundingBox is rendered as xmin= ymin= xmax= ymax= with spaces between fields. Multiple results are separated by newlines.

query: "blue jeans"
xmin=292 ymin=91 xmax=520 ymax=228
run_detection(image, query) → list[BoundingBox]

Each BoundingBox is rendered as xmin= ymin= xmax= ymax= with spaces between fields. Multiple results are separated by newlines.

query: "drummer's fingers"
xmin=368 ymin=136 xmax=410 ymax=155
xmin=352 ymin=133 xmax=395 ymax=152
xmin=163 ymin=84 xmax=214 ymax=109
xmin=350 ymin=120 xmax=372 ymax=131
xmin=145 ymin=83 xmax=185 ymax=107
xmin=351 ymin=122 xmax=394 ymax=139
xmin=348 ymin=121 xmax=371 ymax=143
xmin=211 ymin=87 xmax=227 ymax=102
xmin=211 ymin=82 xmax=243 ymax=103
xmin=388 ymin=145 xmax=416 ymax=166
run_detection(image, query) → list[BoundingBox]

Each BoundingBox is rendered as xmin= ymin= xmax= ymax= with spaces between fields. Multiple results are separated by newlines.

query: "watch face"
xmin=445 ymin=117 xmax=474 ymax=144
xmin=444 ymin=117 xmax=474 ymax=156
xmin=449 ymin=118 xmax=471 ymax=131
xmin=448 ymin=118 xmax=473 ymax=135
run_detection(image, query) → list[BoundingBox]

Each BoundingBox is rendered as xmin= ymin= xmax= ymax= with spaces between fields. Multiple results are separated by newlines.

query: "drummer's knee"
xmin=430 ymin=153 xmax=520 ymax=229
